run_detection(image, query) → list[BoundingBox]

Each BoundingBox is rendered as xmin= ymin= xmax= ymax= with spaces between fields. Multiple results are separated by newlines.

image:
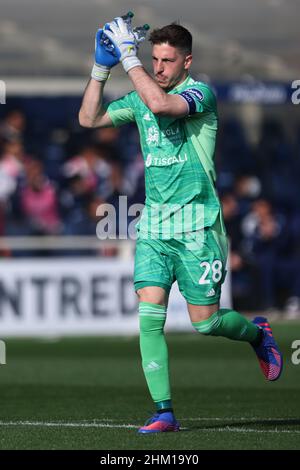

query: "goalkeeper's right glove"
xmin=91 ymin=28 xmax=119 ymax=82
xmin=103 ymin=17 xmax=142 ymax=73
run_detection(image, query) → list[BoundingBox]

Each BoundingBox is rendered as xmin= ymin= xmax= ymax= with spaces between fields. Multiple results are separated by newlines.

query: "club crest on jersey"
xmin=146 ymin=126 xmax=159 ymax=145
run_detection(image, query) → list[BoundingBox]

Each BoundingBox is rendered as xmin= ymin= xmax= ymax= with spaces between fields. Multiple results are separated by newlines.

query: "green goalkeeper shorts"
xmin=134 ymin=226 xmax=228 ymax=305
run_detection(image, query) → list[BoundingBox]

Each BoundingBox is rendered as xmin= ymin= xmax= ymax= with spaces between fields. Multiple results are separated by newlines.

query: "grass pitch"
xmin=0 ymin=321 xmax=299 ymax=450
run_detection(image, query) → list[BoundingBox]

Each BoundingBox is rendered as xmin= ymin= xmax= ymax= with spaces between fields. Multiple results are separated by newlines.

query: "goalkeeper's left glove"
xmin=103 ymin=17 xmax=142 ymax=73
xmin=91 ymin=28 xmax=119 ymax=82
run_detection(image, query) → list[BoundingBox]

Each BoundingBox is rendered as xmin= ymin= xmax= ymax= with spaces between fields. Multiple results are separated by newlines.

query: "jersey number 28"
xmin=199 ymin=260 xmax=223 ymax=284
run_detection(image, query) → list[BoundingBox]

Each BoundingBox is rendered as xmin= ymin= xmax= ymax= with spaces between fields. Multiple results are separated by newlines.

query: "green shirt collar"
xmin=169 ymin=75 xmax=193 ymax=94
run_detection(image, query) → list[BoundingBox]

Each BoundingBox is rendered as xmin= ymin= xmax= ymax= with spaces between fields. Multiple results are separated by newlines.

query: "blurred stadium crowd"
xmin=0 ymin=98 xmax=299 ymax=315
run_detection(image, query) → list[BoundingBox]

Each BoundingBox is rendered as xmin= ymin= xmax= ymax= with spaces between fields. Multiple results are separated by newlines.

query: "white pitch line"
xmin=0 ymin=420 xmax=299 ymax=434
xmin=79 ymin=417 xmax=297 ymax=422
xmin=199 ymin=427 xmax=300 ymax=434
xmin=181 ymin=417 xmax=298 ymax=422
xmin=0 ymin=421 xmax=138 ymax=429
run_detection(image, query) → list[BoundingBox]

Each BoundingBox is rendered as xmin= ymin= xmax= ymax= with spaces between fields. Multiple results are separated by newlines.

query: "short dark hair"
xmin=149 ymin=23 xmax=192 ymax=55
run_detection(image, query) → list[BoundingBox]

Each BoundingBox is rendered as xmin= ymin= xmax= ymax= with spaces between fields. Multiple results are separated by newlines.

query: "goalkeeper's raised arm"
xmin=78 ymin=22 xmax=119 ymax=128
xmin=79 ymin=13 xmax=150 ymax=129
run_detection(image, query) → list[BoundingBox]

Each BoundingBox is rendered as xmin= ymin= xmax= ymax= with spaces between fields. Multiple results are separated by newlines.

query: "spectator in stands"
xmin=63 ymin=143 xmax=122 ymax=199
xmin=60 ymin=143 xmax=121 ymax=234
xmin=234 ymin=174 xmax=262 ymax=217
xmin=220 ymin=191 xmax=259 ymax=310
xmin=241 ymin=198 xmax=300 ymax=312
xmin=19 ymin=158 xmax=61 ymax=235
xmin=0 ymin=139 xmax=27 ymax=181
xmin=92 ymin=126 xmax=121 ymax=148
xmin=62 ymin=194 xmax=117 ymax=257
xmin=216 ymin=117 xmax=255 ymax=191
xmin=0 ymin=139 xmax=28 ymax=239
xmin=0 ymin=109 xmax=26 ymax=142
xmin=60 ymin=171 xmax=98 ymax=236
xmin=255 ymin=119 xmax=300 ymax=212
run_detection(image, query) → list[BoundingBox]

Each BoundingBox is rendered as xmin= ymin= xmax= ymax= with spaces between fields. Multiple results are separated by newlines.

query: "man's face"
xmin=152 ymin=43 xmax=192 ymax=91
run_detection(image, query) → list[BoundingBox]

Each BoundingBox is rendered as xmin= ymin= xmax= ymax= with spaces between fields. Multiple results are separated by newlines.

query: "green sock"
xmin=155 ymin=400 xmax=173 ymax=413
xmin=192 ymin=308 xmax=260 ymax=343
xmin=139 ymin=301 xmax=171 ymax=403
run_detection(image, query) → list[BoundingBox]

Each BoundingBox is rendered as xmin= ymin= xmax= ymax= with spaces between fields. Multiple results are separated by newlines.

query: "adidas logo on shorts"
xmin=206 ymin=288 xmax=216 ymax=298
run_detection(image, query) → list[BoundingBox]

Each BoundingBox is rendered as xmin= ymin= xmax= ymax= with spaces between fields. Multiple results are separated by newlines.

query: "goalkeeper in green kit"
xmin=79 ymin=13 xmax=283 ymax=433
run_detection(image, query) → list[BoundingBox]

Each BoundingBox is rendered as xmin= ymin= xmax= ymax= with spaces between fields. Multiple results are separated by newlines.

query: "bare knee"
xmin=136 ymin=286 xmax=168 ymax=307
xmin=187 ymin=302 xmax=219 ymax=323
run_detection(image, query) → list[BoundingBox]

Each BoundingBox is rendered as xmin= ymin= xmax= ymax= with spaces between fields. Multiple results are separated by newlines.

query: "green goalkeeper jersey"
xmin=105 ymin=75 xmax=224 ymax=238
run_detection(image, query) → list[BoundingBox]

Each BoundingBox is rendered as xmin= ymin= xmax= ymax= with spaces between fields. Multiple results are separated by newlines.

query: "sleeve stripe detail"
xmin=178 ymin=89 xmax=204 ymax=115
xmin=177 ymin=94 xmax=191 ymax=114
xmin=185 ymin=88 xmax=204 ymax=102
